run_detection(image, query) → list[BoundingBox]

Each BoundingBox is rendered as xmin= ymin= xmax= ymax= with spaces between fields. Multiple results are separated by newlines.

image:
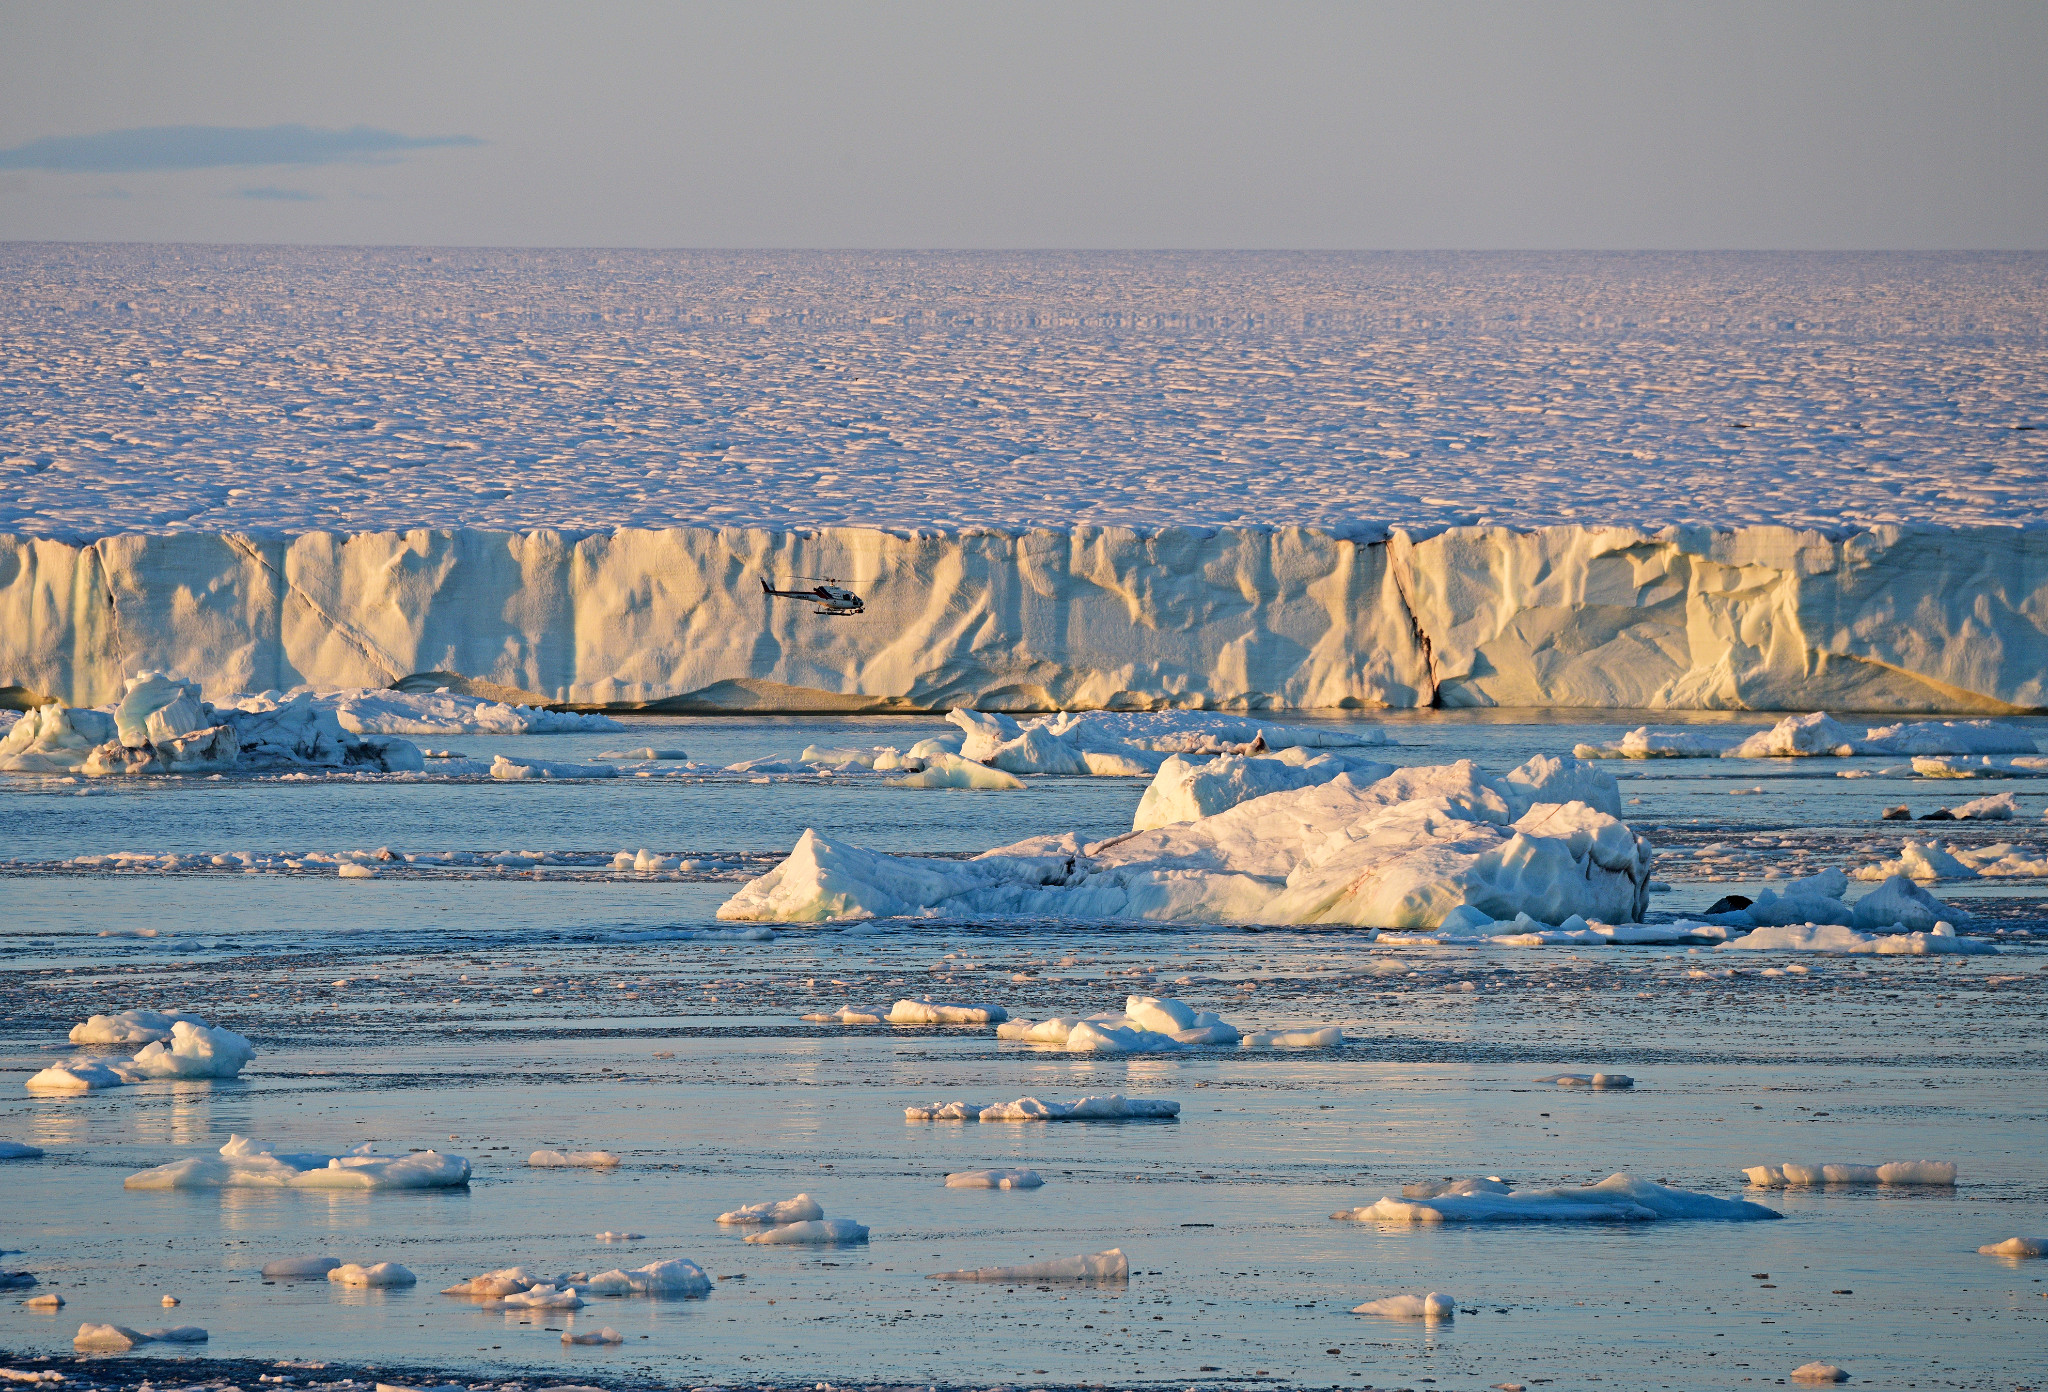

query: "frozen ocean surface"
xmin=3 ymin=246 xmax=2046 ymax=537
xmin=4 ymin=713 xmax=2046 ymax=1390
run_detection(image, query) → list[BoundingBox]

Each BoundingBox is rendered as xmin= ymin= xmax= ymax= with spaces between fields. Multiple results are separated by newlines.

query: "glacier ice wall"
xmin=3 ymin=523 xmax=2043 ymax=712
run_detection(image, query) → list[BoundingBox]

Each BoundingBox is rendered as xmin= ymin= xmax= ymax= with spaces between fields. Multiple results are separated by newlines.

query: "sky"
xmin=0 ymin=0 xmax=2043 ymax=249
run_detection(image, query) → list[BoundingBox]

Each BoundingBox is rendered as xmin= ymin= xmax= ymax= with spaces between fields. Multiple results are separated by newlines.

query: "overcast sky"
xmin=1 ymin=0 xmax=2042 ymax=249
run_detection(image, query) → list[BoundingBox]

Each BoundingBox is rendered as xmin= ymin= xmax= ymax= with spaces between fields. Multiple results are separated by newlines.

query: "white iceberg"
xmin=123 ymin=1134 xmax=472 ymax=1190
xmin=886 ymin=998 xmax=1009 ymax=1025
xmin=1332 ymin=1172 xmax=1780 ymax=1223
xmin=26 ymin=1060 xmax=132 ymax=1093
xmin=890 ymin=753 xmax=1025 ymax=790
xmin=1064 ymin=1020 xmax=1186 ymax=1054
xmin=1850 ymin=874 xmax=1960 ymax=931
xmin=1722 ymin=921 xmax=1994 ymax=956
xmin=1132 ymin=748 xmax=1397 ymax=829
xmin=997 ymin=997 xmax=1244 ymax=1050
xmin=490 ymin=755 xmax=618 ymax=780
xmin=801 ymin=1005 xmax=883 ymax=1024
xmin=904 ymin=1100 xmax=986 ymax=1121
xmin=980 ymin=1095 xmax=1180 ymax=1122
xmin=1946 ymin=791 xmax=2019 ymax=820
xmin=1728 ymin=712 xmax=1861 ymax=759
xmin=1978 ymin=1236 xmax=2046 ymax=1258
xmin=489 ymin=1283 xmax=583 ymax=1309
xmin=1791 ymin=1363 xmax=1850 ymax=1383
xmin=528 ymin=1149 xmax=621 ymax=1168
xmin=68 ymin=1008 xmax=208 ymax=1046
xmin=311 ymin=687 xmax=625 ymax=736
xmin=124 ymin=1021 xmax=255 ymax=1080
xmin=1352 ymin=1292 xmax=1455 ymax=1320
xmin=1240 ymin=1027 xmax=1346 ymax=1049
xmin=73 ymin=1324 xmax=149 ymax=1351
xmin=717 ymin=1194 xmax=824 ymax=1225
xmin=945 ymin=1168 xmax=1044 ymax=1189
xmin=328 ymin=1262 xmax=416 ymax=1288
xmin=1743 ymin=1161 xmax=1956 ymax=1187
xmin=263 ymin=1255 xmax=342 ymax=1279
xmin=743 ymin=1218 xmax=868 ymax=1245
xmin=928 ymin=1249 xmax=1128 ymax=1282
xmin=605 ymin=1258 xmax=710 ymax=1295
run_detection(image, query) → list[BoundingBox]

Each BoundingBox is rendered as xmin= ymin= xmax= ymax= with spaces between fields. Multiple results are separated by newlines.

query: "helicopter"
xmin=759 ymin=574 xmax=865 ymax=616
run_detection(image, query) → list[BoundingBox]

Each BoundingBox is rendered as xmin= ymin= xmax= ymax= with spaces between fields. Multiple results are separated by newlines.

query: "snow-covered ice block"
xmin=886 ymin=998 xmax=1009 ymax=1025
xmin=562 ymin=1327 xmax=625 ymax=1345
xmin=890 ymin=753 xmax=1025 ymax=790
xmin=123 ymin=1021 xmax=254 ymax=1080
xmin=490 ymin=755 xmax=618 ymax=780
xmin=262 ymin=1256 xmax=342 ymax=1279
xmin=528 ymin=1149 xmax=621 ymax=1168
xmin=1743 ymin=1161 xmax=1956 ymax=1187
xmin=1534 ymin=1073 xmax=1634 ymax=1089
xmin=905 ymin=1101 xmax=986 ymax=1121
xmin=123 ymin=1134 xmax=472 ymax=1189
xmin=945 ymin=1168 xmax=1044 ymax=1189
xmin=1978 ymin=1236 xmax=2047 ymax=1257
xmin=0 ymin=1142 xmax=45 ymax=1159
xmin=717 ymin=1194 xmax=824 ymax=1225
xmin=68 ymin=1008 xmax=208 ymax=1046
xmin=328 ymin=1262 xmax=416 ymax=1287
xmin=1722 ymin=922 xmax=1995 ymax=956
xmin=743 ymin=1218 xmax=868 ymax=1245
xmin=980 ymin=1095 xmax=1180 ymax=1122
xmin=1352 ymin=1292 xmax=1455 ymax=1320
xmin=1239 ymin=1027 xmax=1345 ymax=1049
xmin=928 ymin=1249 xmax=1128 ymax=1282
xmin=1333 ymin=1172 xmax=1779 ymax=1223
xmin=1790 ymin=1364 xmax=1849 ymax=1384
xmin=1948 ymin=792 xmax=2019 ymax=820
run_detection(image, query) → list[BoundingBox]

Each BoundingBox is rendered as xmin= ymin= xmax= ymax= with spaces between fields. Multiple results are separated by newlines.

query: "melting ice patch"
xmin=122 ymin=1134 xmax=471 ymax=1189
xmin=1332 ymin=1173 xmax=1780 ymax=1223
xmin=928 ymin=1250 xmax=1128 ymax=1282
xmin=945 ymin=1168 xmax=1044 ymax=1189
xmin=27 ymin=1020 xmax=254 ymax=1091
xmin=528 ymin=1149 xmax=621 ymax=1168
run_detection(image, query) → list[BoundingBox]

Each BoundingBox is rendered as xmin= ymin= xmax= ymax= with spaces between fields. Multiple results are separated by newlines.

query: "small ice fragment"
xmin=337 ymin=863 xmax=378 ymax=879
xmin=561 ymin=1327 xmax=625 ymax=1345
xmin=262 ymin=1256 xmax=342 ymax=1278
xmin=1333 ymin=1173 xmax=1779 ymax=1223
xmin=0 ymin=1142 xmax=43 ymax=1160
xmin=73 ymin=1324 xmax=147 ymax=1351
xmin=905 ymin=1100 xmax=986 ymax=1121
xmin=441 ymin=1267 xmax=545 ymax=1297
xmin=23 ymin=1293 xmax=63 ymax=1309
xmin=1790 ymin=1364 xmax=1849 ymax=1383
xmin=1742 ymin=1161 xmax=1955 ymax=1187
xmin=489 ymin=1284 xmax=583 ymax=1309
xmin=886 ymin=999 xmax=1009 ymax=1025
xmin=528 ymin=1149 xmax=621 ymax=1168
xmin=1534 ymin=1072 xmax=1634 ymax=1089
xmin=944 ymin=1168 xmax=1044 ymax=1189
xmin=160 ymin=1295 xmax=179 ymax=1307
xmin=1239 ymin=1027 xmax=1345 ymax=1049
xmin=743 ymin=1218 xmax=869 ymax=1245
xmin=141 ymin=1326 xmax=206 ymax=1343
xmin=928 ymin=1249 xmax=1128 ymax=1282
xmin=716 ymin=1194 xmax=824 ymax=1225
xmin=1976 ymin=1236 xmax=2046 ymax=1257
xmin=1352 ymin=1292 xmax=1456 ymax=1320
xmin=593 ymin=1231 xmax=644 ymax=1242
xmin=801 ymin=1006 xmax=883 ymax=1024
xmin=327 ymin=1261 xmax=416 ymax=1287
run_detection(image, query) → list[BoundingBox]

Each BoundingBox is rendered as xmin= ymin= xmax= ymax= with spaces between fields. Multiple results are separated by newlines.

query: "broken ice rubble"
xmin=1332 ymin=1173 xmax=1780 ymax=1223
xmin=928 ymin=1249 xmax=1128 ymax=1282
xmin=1743 ymin=1162 xmax=1956 ymax=1187
xmin=720 ymin=754 xmax=1651 ymax=928
xmin=122 ymin=1134 xmax=471 ymax=1189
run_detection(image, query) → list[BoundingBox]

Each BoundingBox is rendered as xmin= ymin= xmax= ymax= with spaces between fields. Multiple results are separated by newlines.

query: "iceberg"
xmin=123 ymin=1134 xmax=472 ymax=1189
xmin=68 ymin=1008 xmax=208 ymax=1046
xmin=528 ymin=1149 xmax=621 ymax=1168
xmin=328 ymin=1262 xmax=416 ymax=1287
xmin=1978 ymin=1236 xmax=2046 ymax=1258
xmin=743 ymin=1218 xmax=868 ymax=1245
xmin=1332 ymin=1173 xmax=1780 ymax=1223
xmin=886 ymin=998 xmax=1009 ymax=1025
xmin=944 ymin=1168 xmax=1044 ymax=1189
xmin=928 ymin=1250 xmax=1128 ymax=1282
xmin=716 ymin=1194 xmax=825 ymax=1224
xmin=1352 ymin=1292 xmax=1456 ymax=1320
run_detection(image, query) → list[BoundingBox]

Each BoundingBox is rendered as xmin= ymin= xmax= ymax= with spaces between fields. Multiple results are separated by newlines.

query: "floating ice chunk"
xmin=1352 ymin=1292 xmax=1455 ymax=1320
xmin=890 ymin=753 xmax=1026 ymax=790
xmin=562 ymin=1327 xmax=624 ymax=1345
xmin=1174 ymin=1020 xmax=1244 ymax=1045
xmin=744 ymin=1218 xmax=868 ymax=1245
xmin=25 ymin=1060 xmax=132 ymax=1093
xmin=1534 ymin=1073 xmax=1634 ymax=1089
xmin=262 ymin=1256 xmax=342 ymax=1279
xmin=1402 ymin=1177 xmax=1511 ymax=1199
xmin=1978 ymin=1236 xmax=2047 ymax=1257
xmin=0 ymin=1274 xmax=37 ymax=1291
xmin=315 ymin=688 xmax=625 ymax=736
xmin=609 ymin=1258 xmax=710 ymax=1295
xmin=1573 ymin=727 xmax=1744 ymax=760
xmin=68 ymin=1008 xmax=208 ymax=1046
xmin=1949 ymin=792 xmax=2019 ymax=820
xmin=1851 ymin=874 xmax=1960 ymax=931
xmin=1132 ymin=750 xmax=1396 ymax=829
xmin=0 ymin=1366 xmax=65 ymax=1381
xmin=945 ymin=1168 xmax=1044 ymax=1189
xmin=598 ymin=747 xmax=688 ymax=761
xmin=1729 ymin=713 xmax=1860 ymax=759
xmin=980 ymin=1095 xmax=1180 ymax=1122
xmin=23 ymin=1293 xmax=63 ymax=1309
xmin=886 ymin=998 xmax=1009 ymax=1025
xmin=1743 ymin=1161 xmax=1956 ymax=1187
xmin=801 ymin=1005 xmax=883 ymax=1024
xmin=0 ymin=703 xmax=120 ymax=772
xmin=994 ymin=1016 xmax=1085 ymax=1043
xmin=124 ymin=1021 xmax=255 ymax=1080
xmin=1065 ymin=1020 xmax=1186 ymax=1053
xmin=1851 ymin=840 xmax=1975 ymax=882
xmin=594 ymin=1231 xmax=644 ymax=1242
xmin=1505 ymin=754 xmax=1623 ymax=817
xmin=528 ymin=1150 xmax=621 ymax=1168
xmin=328 ymin=1262 xmax=416 ymax=1287
xmin=1862 ymin=719 xmax=2041 ymax=756
xmin=1333 ymin=1172 xmax=1780 ymax=1223
xmin=1790 ymin=1363 xmax=1849 ymax=1384
xmin=123 ymin=1133 xmax=472 ymax=1189
xmin=1122 ymin=995 xmax=1195 ymax=1032
xmin=142 ymin=1325 xmax=206 ymax=1342
xmin=1239 ymin=1027 xmax=1345 ymax=1049
xmin=717 ymin=1194 xmax=824 ymax=1225
xmin=929 ymin=1249 xmax=1130 ymax=1282
xmin=337 ymin=863 xmax=379 ymax=879
xmin=489 ymin=1283 xmax=583 ymax=1309
xmin=73 ymin=1324 xmax=147 ymax=1351
xmin=490 ymin=755 xmax=618 ymax=780
xmin=1722 ymin=922 xmax=1994 ymax=955
xmin=905 ymin=1101 xmax=987 ymax=1121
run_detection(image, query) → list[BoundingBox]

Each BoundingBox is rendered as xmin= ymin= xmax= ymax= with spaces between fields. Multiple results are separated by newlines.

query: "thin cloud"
xmin=0 ymin=124 xmax=482 ymax=173
xmin=234 ymin=186 xmax=322 ymax=202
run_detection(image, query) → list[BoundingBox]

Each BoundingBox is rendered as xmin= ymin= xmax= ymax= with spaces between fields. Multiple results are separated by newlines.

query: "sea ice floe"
xmin=944 ymin=1168 xmax=1044 ymax=1189
xmin=528 ymin=1150 xmax=622 ymax=1168
xmin=328 ymin=1262 xmax=416 ymax=1287
xmin=578 ymin=1258 xmax=710 ymax=1295
xmin=0 ymin=1142 xmax=46 ymax=1159
xmin=928 ymin=1249 xmax=1128 ymax=1282
xmin=562 ymin=1327 xmax=624 ymax=1345
xmin=801 ymin=1005 xmax=884 ymax=1024
xmin=743 ymin=1218 xmax=868 ymax=1245
xmin=997 ymin=996 xmax=1253 ymax=1051
xmin=23 ymin=1294 xmax=62 ymax=1309
xmin=717 ymin=1194 xmax=825 ymax=1225
xmin=26 ymin=1060 xmax=135 ymax=1093
xmin=1534 ymin=1073 xmax=1634 ymax=1089
xmin=1578 ymin=714 xmax=2041 ymax=761
xmin=1719 ymin=922 xmax=1996 ymax=956
xmin=490 ymin=755 xmax=618 ymax=780
xmin=1239 ymin=1027 xmax=1346 ymax=1049
xmin=890 ymin=753 xmax=1026 ymax=791
xmin=1743 ymin=1162 xmax=1956 ymax=1187
xmin=31 ymin=1019 xmax=252 ymax=1090
xmin=1333 ymin=1173 xmax=1780 ymax=1223
xmin=903 ymin=1101 xmax=986 ymax=1121
xmin=68 ymin=1008 xmax=208 ymax=1045
xmin=720 ymin=755 xmax=1651 ymax=928
xmin=123 ymin=1134 xmax=471 ymax=1189
xmin=1977 ymin=1236 xmax=2047 ymax=1257
xmin=72 ymin=1323 xmax=205 ymax=1351
xmin=262 ymin=1256 xmax=342 ymax=1278
xmin=488 ymin=1283 xmax=582 ymax=1309
xmin=1790 ymin=1364 xmax=1850 ymax=1383
xmin=1854 ymin=836 xmax=2048 ymax=882
xmin=885 ymin=998 xmax=1009 ymax=1025
xmin=442 ymin=1267 xmax=554 ymax=1297
xmin=1352 ymin=1292 xmax=1455 ymax=1320
xmin=309 ymin=687 xmax=625 ymax=736
xmin=594 ymin=1231 xmax=644 ymax=1242
xmin=980 ymin=1095 xmax=1180 ymax=1122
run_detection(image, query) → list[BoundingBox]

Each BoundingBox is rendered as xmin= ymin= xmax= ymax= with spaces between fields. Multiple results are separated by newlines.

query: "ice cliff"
xmin=4 ymin=522 xmax=2045 ymax=713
